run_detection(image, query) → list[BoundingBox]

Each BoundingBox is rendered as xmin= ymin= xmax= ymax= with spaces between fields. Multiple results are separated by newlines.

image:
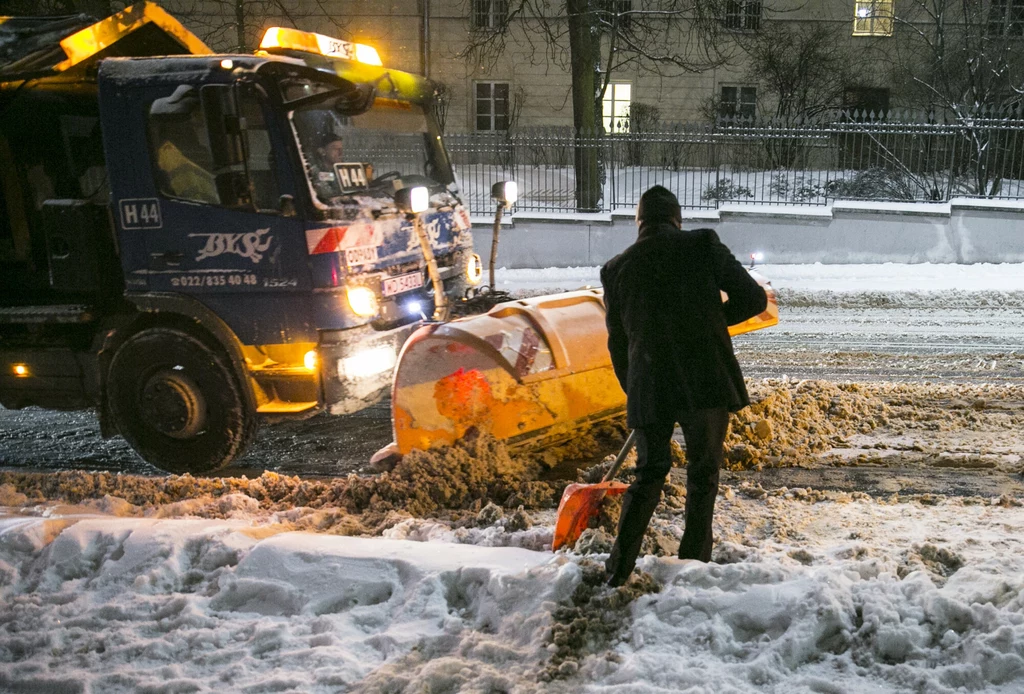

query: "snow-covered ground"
xmin=2 ymin=494 xmax=1023 ymax=693
xmin=496 ymin=262 xmax=1024 ymax=295
xmin=2 ymin=262 xmax=1024 ymax=692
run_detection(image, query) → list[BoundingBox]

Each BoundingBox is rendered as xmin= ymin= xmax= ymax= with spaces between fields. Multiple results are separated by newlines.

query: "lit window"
xmin=602 ymin=82 xmax=631 ymax=133
xmin=853 ymin=0 xmax=894 ymax=36
xmin=988 ymin=0 xmax=1024 ymax=36
xmin=475 ymin=82 xmax=510 ymax=131
xmin=719 ymin=85 xmax=757 ymax=123
xmin=724 ymin=0 xmax=762 ymax=31
xmin=472 ymin=0 xmax=509 ymax=31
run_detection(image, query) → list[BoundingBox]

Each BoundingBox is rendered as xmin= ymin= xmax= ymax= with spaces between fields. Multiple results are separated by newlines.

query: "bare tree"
xmin=736 ymin=20 xmax=858 ymax=124
xmin=162 ymin=0 xmax=347 ymax=52
xmin=432 ymin=81 xmax=454 ymax=134
xmin=0 ymin=0 xmax=113 ymax=17
xmin=462 ymin=0 xmax=733 ymax=211
xmin=886 ymin=0 xmax=1024 ymax=195
xmin=715 ymin=20 xmax=863 ymax=169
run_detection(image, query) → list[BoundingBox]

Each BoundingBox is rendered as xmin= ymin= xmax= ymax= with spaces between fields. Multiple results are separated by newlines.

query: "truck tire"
xmin=108 ymin=327 xmax=257 ymax=474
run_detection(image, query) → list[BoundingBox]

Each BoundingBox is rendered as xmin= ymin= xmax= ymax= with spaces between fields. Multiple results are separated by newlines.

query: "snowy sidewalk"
xmin=2 ymin=494 xmax=1023 ymax=693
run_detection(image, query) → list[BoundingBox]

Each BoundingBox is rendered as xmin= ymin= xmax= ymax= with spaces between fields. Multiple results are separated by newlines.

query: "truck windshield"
xmin=283 ymin=79 xmax=454 ymax=206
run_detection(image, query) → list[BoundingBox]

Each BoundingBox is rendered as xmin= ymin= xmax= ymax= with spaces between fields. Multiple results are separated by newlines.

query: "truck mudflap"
xmin=384 ymin=281 xmax=778 ymax=459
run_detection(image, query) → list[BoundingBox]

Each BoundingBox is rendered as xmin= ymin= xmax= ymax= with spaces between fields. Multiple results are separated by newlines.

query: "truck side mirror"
xmin=278 ymin=194 xmax=296 ymax=217
xmin=201 ymin=84 xmax=250 ymax=208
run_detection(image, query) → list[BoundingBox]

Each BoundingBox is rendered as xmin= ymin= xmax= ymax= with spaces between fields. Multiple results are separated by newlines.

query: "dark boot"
xmin=606 ymin=420 xmax=675 ymax=583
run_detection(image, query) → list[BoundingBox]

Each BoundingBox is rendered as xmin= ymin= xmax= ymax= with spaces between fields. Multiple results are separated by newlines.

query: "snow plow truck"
xmin=0 ymin=3 xmax=778 ymax=474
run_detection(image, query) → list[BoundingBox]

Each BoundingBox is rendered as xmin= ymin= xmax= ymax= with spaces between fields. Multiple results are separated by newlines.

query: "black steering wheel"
xmin=370 ymin=170 xmax=402 ymax=186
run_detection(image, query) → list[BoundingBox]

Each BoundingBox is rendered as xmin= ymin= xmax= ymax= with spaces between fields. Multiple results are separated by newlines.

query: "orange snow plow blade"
xmin=383 ymin=277 xmax=777 ymax=461
xmin=552 ymin=430 xmax=636 ymax=551
xmin=390 ymin=289 xmax=625 ymax=457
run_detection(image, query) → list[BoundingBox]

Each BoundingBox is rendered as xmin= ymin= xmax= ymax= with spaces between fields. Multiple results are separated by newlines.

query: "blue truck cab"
xmin=0 ymin=6 xmax=482 ymax=472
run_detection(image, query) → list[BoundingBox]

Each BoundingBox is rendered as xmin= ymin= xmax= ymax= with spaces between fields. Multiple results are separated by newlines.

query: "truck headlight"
xmin=347 ymin=286 xmax=378 ymax=317
xmin=303 ymin=350 xmax=318 ymax=372
xmin=466 ymin=253 xmax=483 ymax=285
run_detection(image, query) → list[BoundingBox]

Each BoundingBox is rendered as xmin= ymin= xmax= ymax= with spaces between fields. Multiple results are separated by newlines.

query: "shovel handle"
xmin=602 ymin=430 xmax=637 ymax=483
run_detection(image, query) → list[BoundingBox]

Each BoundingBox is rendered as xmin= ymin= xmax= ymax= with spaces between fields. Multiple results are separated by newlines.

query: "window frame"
xmin=987 ymin=0 xmax=1024 ymax=37
xmin=852 ymin=0 xmax=894 ymax=37
xmin=718 ymin=84 xmax=757 ymax=123
xmin=605 ymin=0 xmax=633 ymax=29
xmin=471 ymin=0 xmax=509 ymax=31
xmin=146 ymin=88 xmax=223 ymax=207
xmin=146 ymin=83 xmax=281 ymax=212
xmin=723 ymin=0 xmax=762 ymax=32
xmin=474 ymin=80 xmax=511 ymax=132
xmin=602 ymin=81 xmax=632 ymax=133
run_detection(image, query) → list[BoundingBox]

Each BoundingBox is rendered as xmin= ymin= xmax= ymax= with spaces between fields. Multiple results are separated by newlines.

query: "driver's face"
xmin=321 ymin=139 xmax=344 ymax=163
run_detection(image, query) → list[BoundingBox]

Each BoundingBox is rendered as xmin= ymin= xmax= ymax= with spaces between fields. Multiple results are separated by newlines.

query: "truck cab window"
xmin=236 ymin=84 xmax=280 ymax=212
xmin=147 ymin=86 xmax=220 ymax=205
xmin=283 ymin=78 xmax=453 ymax=208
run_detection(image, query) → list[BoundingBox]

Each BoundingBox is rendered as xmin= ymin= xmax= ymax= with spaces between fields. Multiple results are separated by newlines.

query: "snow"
xmin=2 ymin=496 xmax=1024 ymax=692
xmin=496 ymin=262 xmax=1024 ymax=295
xmin=2 ymin=263 xmax=1023 ymax=690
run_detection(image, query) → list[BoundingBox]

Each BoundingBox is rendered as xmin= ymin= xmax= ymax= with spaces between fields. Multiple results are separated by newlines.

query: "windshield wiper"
xmin=285 ymin=82 xmax=375 ymax=115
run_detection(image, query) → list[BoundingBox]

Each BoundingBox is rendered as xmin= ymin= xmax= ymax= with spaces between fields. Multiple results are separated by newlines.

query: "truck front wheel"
xmin=108 ymin=328 xmax=257 ymax=474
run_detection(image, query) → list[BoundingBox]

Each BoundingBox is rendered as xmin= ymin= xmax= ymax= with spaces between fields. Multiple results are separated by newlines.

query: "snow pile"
xmin=0 ymin=434 xmax=561 ymax=523
xmin=726 ymin=380 xmax=890 ymax=469
xmin=2 ymin=493 xmax=1024 ymax=692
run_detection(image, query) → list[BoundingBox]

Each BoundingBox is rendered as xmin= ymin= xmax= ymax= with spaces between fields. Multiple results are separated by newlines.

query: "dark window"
xmin=606 ymin=0 xmax=632 ymax=28
xmin=147 ymin=85 xmax=279 ymax=209
xmin=988 ymin=0 xmax=1024 ymax=36
xmin=843 ymin=86 xmax=890 ymax=120
xmin=475 ymin=82 xmax=510 ymax=131
xmin=472 ymin=0 xmax=509 ymax=30
xmin=719 ymin=86 xmax=757 ymax=122
xmin=237 ymin=85 xmax=280 ymax=212
xmin=148 ymin=87 xmax=220 ymax=205
xmin=724 ymin=0 xmax=762 ymax=31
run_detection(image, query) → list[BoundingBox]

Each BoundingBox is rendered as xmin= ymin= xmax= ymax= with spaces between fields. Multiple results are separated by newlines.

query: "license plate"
xmin=345 ymin=245 xmax=379 ymax=268
xmin=382 ymin=271 xmax=424 ymax=297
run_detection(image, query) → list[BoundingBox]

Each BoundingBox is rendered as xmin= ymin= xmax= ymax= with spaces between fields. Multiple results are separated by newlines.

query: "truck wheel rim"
xmin=140 ymin=369 xmax=207 ymax=439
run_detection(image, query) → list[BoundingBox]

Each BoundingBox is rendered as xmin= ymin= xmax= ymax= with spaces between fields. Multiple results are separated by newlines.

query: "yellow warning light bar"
xmin=260 ymin=27 xmax=383 ymax=66
xmin=55 ymin=1 xmax=211 ymax=72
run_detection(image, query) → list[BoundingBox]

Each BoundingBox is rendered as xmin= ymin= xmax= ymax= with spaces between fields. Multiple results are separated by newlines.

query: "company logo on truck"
xmin=404 ymin=217 xmax=444 ymax=254
xmin=190 ymin=229 xmax=274 ymax=264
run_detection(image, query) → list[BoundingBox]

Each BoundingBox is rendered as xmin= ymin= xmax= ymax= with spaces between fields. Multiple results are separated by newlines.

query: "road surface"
xmin=2 ymin=294 xmax=1022 ymax=487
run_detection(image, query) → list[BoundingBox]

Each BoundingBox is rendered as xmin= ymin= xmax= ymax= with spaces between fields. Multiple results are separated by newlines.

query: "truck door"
xmin=141 ymin=82 xmax=306 ymax=298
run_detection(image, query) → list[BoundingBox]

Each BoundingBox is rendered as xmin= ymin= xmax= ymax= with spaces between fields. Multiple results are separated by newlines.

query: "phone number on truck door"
xmin=170 ymin=274 xmax=259 ymax=288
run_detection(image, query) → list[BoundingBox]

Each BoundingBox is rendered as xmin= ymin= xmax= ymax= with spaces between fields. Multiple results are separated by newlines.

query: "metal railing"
xmin=445 ymin=111 xmax=1024 ymax=214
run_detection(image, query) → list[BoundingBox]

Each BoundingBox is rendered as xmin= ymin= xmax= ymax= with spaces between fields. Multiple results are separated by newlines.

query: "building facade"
xmin=163 ymin=0 xmax=1024 ymax=133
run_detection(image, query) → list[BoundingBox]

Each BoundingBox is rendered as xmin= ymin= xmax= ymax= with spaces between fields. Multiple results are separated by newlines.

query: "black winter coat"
xmin=600 ymin=224 xmax=768 ymax=427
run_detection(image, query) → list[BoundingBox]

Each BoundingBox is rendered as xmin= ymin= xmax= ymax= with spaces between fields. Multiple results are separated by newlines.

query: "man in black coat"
xmin=600 ymin=185 xmax=767 ymax=586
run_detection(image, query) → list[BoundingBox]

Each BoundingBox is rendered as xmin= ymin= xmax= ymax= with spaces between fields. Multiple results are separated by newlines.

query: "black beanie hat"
xmin=636 ymin=185 xmax=681 ymax=225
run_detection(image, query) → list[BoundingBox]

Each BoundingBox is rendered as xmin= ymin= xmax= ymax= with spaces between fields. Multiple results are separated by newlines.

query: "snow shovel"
xmin=552 ymin=430 xmax=637 ymax=551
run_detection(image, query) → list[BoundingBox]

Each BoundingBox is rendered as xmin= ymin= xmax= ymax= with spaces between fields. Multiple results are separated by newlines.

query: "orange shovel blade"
xmin=552 ymin=480 xmax=630 ymax=551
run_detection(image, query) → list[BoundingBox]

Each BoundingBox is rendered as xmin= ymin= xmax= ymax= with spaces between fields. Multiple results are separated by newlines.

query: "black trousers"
xmin=606 ymin=407 xmax=730 ymax=582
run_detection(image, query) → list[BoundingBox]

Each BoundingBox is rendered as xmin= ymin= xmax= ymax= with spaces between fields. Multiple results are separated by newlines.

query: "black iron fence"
xmin=445 ymin=111 xmax=1024 ymax=214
